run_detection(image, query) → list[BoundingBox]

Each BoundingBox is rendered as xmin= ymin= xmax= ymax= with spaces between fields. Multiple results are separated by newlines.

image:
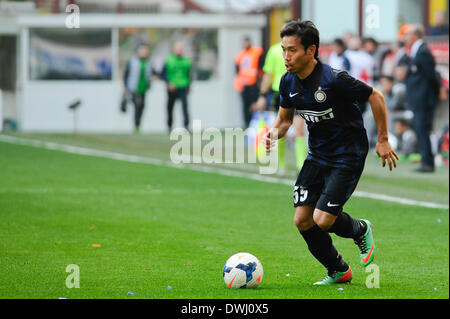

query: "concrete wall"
xmin=302 ymin=0 xmax=359 ymax=42
xmin=11 ymin=13 xmax=265 ymax=132
xmin=362 ymin=0 xmax=399 ymax=42
xmin=301 ymin=0 xmax=420 ymax=43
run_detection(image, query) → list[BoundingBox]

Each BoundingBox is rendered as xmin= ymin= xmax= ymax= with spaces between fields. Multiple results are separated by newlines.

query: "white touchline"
xmin=1 ymin=134 xmax=448 ymax=211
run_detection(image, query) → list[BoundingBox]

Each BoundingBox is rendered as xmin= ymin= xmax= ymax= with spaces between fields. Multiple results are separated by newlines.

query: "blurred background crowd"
xmin=0 ymin=0 xmax=448 ymax=171
xmin=321 ymin=22 xmax=448 ymax=172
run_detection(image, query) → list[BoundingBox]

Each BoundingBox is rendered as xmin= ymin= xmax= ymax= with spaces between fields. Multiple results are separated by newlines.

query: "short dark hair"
xmin=363 ymin=37 xmax=378 ymax=47
xmin=333 ymin=38 xmax=346 ymax=49
xmin=136 ymin=42 xmax=149 ymax=51
xmin=394 ymin=118 xmax=410 ymax=127
xmin=411 ymin=24 xmax=425 ymax=38
xmin=280 ymin=20 xmax=320 ymax=59
xmin=379 ymin=74 xmax=394 ymax=82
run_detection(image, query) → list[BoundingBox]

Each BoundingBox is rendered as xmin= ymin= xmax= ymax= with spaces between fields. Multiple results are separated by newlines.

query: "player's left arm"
xmin=368 ymin=88 xmax=399 ymax=171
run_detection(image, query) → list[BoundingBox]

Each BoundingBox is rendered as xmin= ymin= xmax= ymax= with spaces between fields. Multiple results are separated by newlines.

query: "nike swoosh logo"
xmin=227 ymin=275 xmax=237 ymax=288
xmin=362 ymin=242 xmax=375 ymax=264
xmin=289 ymin=92 xmax=299 ymax=97
xmin=327 ymin=202 xmax=340 ymax=207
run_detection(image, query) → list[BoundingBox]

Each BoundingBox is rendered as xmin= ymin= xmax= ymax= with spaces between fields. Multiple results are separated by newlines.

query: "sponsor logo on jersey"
xmin=296 ymin=108 xmax=334 ymax=123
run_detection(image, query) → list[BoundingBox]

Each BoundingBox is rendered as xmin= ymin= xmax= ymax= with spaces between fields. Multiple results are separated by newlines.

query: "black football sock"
xmin=327 ymin=212 xmax=367 ymax=239
xmin=299 ymin=225 xmax=348 ymax=274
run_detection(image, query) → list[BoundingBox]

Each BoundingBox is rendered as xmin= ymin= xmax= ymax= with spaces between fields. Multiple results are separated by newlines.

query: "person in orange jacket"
xmin=234 ymin=37 xmax=264 ymax=128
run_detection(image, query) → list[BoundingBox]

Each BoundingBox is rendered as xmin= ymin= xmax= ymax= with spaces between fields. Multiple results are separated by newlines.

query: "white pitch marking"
xmin=1 ymin=135 xmax=448 ymax=210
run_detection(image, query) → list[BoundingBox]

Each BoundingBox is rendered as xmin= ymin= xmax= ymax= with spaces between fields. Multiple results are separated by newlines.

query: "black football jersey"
xmin=279 ymin=61 xmax=373 ymax=169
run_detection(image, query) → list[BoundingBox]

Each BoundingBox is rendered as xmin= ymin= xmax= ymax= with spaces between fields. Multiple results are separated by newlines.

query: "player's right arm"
xmin=368 ymin=88 xmax=399 ymax=171
xmin=262 ymin=106 xmax=295 ymax=152
xmin=263 ymin=72 xmax=295 ymax=152
xmin=335 ymin=70 xmax=399 ymax=171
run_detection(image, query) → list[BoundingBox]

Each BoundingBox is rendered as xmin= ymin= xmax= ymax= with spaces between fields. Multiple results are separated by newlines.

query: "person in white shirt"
xmin=328 ymin=38 xmax=351 ymax=72
xmin=345 ymin=37 xmax=375 ymax=87
xmin=345 ymin=36 xmax=375 ymax=133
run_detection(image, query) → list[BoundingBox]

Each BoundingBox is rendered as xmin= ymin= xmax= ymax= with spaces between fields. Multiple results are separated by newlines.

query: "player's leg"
xmin=315 ymin=167 xmax=375 ymax=267
xmin=293 ymin=204 xmax=314 ymax=230
xmin=293 ymin=115 xmax=307 ymax=171
xmin=331 ymin=213 xmax=374 ymax=267
xmin=293 ymin=161 xmax=350 ymax=284
xmin=294 ymin=205 xmax=349 ymax=281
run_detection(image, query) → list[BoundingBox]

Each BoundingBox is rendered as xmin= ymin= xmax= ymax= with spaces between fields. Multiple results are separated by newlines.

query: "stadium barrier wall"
xmin=11 ymin=14 xmax=265 ymax=132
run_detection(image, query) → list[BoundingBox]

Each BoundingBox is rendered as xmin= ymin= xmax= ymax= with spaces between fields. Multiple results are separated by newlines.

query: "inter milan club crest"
xmin=314 ymin=86 xmax=327 ymax=103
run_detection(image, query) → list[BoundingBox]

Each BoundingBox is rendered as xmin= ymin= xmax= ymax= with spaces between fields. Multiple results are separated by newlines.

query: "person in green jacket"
xmin=162 ymin=42 xmax=192 ymax=132
xmin=123 ymin=43 xmax=153 ymax=133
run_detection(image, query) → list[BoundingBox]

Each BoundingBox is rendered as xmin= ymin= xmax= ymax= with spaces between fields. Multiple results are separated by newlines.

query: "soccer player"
xmin=263 ymin=20 xmax=399 ymax=285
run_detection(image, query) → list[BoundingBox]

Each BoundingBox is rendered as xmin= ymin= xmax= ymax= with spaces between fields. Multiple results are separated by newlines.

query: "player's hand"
xmin=376 ymin=140 xmax=399 ymax=171
xmin=262 ymin=129 xmax=277 ymax=153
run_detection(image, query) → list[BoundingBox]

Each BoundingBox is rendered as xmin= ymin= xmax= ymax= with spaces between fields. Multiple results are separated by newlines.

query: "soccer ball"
xmin=223 ymin=252 xmax=263 ymax=289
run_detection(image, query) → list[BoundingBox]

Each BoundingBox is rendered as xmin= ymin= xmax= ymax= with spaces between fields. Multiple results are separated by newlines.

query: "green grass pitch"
xmin=0 ymin=134 xmax=448 ymax=299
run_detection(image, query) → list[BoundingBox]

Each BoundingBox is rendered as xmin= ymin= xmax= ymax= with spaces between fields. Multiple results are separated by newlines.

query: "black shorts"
xmin=293 ymin=159 xmax=364 ymax=215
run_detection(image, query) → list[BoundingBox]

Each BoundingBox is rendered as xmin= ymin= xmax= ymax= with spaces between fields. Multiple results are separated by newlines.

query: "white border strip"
xmin=1 ymin=134 xmax=448 ymax=210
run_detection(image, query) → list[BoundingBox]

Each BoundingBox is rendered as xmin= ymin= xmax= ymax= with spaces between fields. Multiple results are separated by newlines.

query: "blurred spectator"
xmin=429 ymin=11 xmax=449 ymax=36
xmin=384 ymin=72 xmax=407 ymax=111
xmin=393 ymin=117 xmax=418 ymax=161
xmin=362 ymin=37 xmax=383 ymax=81
xmin=366 ymin=64 xmax=412 ymax=147
xmin=345 ymin=36 xmax=374 ymax=86
xmin=362 ymin=37 xmax=378 ymax=55
xmin=381 ymin=74 xmax=407 ymax=128
xmin=437 ymin=125 xmax=449 ymax=167
xmin=379 ymin=41 xmax=410 ymax=77
xmin=342 ymin=31 xmax=355 ymax=47
xmin=123 ymin=43 xmax=153 ymax=133
xmin=405 ymin=24 xmax=439 ymax=172
xmin=162 ymin=42 xmax=192 ymax=132
xmin=393 ymin=63 xmax=408 ymax=82
xmin=397 ymin=22 xmax=410 ymax=42
xmin=345 ymin=36 xmax=374 ymax=114
xmin=328 ymin=38 xmax=351 ymax=71
xmin=234 ymin=36 xmax=264 ymax=128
